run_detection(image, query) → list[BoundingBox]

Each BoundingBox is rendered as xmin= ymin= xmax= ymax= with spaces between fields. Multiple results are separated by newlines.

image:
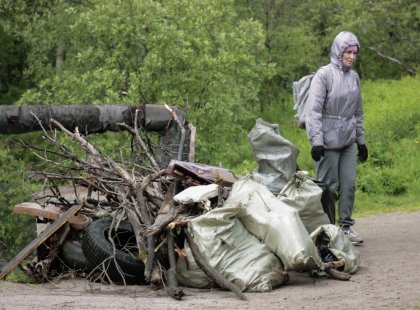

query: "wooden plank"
xmin=0 ymin=204 xmax=83 ymax=281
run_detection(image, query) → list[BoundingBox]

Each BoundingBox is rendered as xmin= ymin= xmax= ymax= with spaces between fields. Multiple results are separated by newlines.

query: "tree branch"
xmin=368 ymin=46 xmax=416 ymax=76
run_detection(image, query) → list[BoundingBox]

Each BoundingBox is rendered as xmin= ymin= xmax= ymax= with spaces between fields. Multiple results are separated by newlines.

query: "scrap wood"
xmin=184 ymin=229 xmax=248 ymax=301
xmin=0 ymin=204 xmax=83 ymax=281
xmin=165 ymin=229 xmax=184 ymax=300
xmin=324 ymin=260 xmax=351 ymax=281
xmin=143 ymin=183 xmax=176 ymax=238
xmin=13 ymin=202 xmax=90 ymax=230
xmin=14 ymin=202 xmax=60 ymax=219
xmin=325 ymin=268 xmax=351 ymax=281
xmin=132 ymin=188 xmax=155 ymax=280
xmin=167 ymin=216 xmax=196 ymax=230
xmin=10 ymin=114 xmax=229 ymax=300
xmin=52 ymin=117 xmax=160 ymax=280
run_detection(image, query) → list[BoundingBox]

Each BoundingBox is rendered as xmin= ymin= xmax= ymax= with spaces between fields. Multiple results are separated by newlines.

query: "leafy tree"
xmin=17 ymin=0 xmax=271 ymax=166
xmin=0 ymin=146 xmax=40 ymax=259
xmin=338 ymin=0 xmax=419 ymax=79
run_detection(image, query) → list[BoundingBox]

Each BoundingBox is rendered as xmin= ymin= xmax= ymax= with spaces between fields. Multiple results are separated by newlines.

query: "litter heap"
xmin=0 ymin=108 xmax=360 ymax=301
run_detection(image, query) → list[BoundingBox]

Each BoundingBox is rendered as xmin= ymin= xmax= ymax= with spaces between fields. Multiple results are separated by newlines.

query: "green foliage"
xmin=0 ymin=0 xmax=419 ymax=262
xmin=0 ymin=0 xmax=61 ymax=103
xmin=357 ymin=166 xmax=409 ymax=196
xmin=343 ymin=0 xmax=420 ymax=79
xmin=357 ymin=76 xmax=420 ymax=202
xmin=0 ymin=146 xmax=41 ymax=259
xmin=2 ymin=0 xmax=418 ymax=167
xmin=235 ymin=76 xmax=420 ymax=217
xmin=16 ymin=0 xmax=271 ymax=167
xmin=4 ymin=266 xmax=34 ymax=283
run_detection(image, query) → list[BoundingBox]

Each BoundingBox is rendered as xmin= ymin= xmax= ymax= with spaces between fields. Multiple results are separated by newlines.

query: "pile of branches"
xmin=19 ymin=109 xmax=246 ymax=301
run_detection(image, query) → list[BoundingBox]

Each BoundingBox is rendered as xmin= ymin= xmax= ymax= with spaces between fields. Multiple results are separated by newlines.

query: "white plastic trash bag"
xmin=279 ymin=171 xmax=330 ymax=234
xmin=310 ymin=224 xmax=361 ymax=274
xmin=224 ymin=176 xmax=323 ymax=272
xmin=187 ymin=205 xmax=287 ymax=292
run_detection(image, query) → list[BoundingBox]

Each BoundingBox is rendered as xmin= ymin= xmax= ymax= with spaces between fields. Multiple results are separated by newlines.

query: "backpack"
xmin=292 ymin=66 xmax=332 ymax=129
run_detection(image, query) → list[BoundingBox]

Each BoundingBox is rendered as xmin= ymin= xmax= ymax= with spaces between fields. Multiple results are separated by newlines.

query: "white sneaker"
xmin=341 ymin=225 xmax=363 ymax=245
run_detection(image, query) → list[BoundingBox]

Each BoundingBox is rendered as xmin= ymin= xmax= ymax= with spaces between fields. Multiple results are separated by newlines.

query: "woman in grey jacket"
xmin=305 ymin=31 xmax=368 ymax=244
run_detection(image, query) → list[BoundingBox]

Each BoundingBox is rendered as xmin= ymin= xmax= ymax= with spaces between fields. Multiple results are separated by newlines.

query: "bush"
xmin=0 ymin=146 xmax=41 ymax=260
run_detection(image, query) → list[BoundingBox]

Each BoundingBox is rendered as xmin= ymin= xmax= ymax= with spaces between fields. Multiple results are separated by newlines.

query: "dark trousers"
xmin=315 ymin=144 xmax=357 ymax=226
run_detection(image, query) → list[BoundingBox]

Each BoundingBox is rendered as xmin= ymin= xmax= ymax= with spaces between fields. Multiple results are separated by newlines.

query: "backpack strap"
xmin=325 ymin=65 xmax=332 ymax=93
xmin=321 ymin=64 xmax=333 ymax=94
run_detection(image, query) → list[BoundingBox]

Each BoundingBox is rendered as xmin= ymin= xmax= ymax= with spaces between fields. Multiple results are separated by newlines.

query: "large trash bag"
xmin=187 ymin=205 xmax=287 ymax=292
xmin=176 ymin=241 xmax=214 ymax=289
xmin=310 ymin=224 xmax=361 ymax=274
xmin=248 ymin=118 xmax=299 ymax=195
xmin=224 ymin=176 xmax=324 ymax=272
xmin=279 ymin=171 xmax=331 ymax=234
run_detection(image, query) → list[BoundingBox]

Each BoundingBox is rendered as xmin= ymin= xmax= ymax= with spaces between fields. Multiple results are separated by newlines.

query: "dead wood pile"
xmin=0 ymin=105 xmax=354 ymax=301
xmin=1 ymin=106 xmax=246 ymax=301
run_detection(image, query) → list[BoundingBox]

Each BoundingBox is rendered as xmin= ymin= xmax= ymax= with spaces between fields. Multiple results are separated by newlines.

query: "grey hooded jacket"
xmin=305 ymin=31 xmax=366 ymax=150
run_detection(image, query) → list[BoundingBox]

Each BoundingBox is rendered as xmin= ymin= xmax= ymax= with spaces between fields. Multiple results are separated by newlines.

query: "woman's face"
xmin=342 ymin=50 xmax=358 ymax=67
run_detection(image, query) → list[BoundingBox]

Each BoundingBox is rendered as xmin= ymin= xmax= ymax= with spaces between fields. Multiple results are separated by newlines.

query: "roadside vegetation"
xmin=0 ymin=0 xmax=419 ymax=260
xmin=242 ymin=76 xmax=420 ymax=218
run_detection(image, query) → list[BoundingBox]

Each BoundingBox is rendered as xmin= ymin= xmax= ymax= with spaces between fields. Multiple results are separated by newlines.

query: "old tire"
xmin=61 ymin=239 xmax=88 ymax=271
xmin=81 ymin=218 xmax=145 ymax=284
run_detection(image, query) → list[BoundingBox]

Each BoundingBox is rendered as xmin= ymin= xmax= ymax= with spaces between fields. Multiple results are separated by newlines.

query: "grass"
xmin=234 ymin=76 xmax=420 ymax=218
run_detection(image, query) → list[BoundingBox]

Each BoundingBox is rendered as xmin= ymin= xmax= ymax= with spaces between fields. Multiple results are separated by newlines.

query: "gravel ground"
xmin=1 ymin=211 xmax=420 ymax=310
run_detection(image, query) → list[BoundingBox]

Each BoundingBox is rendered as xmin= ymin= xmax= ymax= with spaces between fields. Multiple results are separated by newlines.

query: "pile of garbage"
xmin=0 ymin=107 xmax=361 ymax=301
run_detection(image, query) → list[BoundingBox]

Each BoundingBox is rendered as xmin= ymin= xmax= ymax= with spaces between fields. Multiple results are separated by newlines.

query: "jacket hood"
xmin=330 ymin=31 xmax=360 ymax=71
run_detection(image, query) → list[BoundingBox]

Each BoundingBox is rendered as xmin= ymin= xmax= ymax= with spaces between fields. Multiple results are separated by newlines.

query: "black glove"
xmin=357 ymin=144 xmax=368 ymax=162
xmin=311 ymin=145 xmax=325 ymax=162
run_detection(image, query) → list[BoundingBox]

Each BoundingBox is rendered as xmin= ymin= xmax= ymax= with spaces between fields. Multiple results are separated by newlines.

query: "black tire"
xmin=61 ymin=239 xmax=88 ymax=270
xmin=81 ymin=218 xmax=145 ymax=284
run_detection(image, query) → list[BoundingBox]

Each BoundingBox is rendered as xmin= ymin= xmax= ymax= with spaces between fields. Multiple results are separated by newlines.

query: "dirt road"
xmin=1 ymin=211 xmax=420 ymax=310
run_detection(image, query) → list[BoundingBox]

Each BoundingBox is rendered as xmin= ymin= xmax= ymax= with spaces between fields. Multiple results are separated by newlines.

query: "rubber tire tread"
xmin=61 ymin=239 xmax=88 ymax=270
xmin=81 ymin=218 xmax=145 ymax=284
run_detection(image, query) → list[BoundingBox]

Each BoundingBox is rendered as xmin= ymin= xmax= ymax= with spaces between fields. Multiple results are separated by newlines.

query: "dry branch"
xmin=143 ymin=183 xmax=176 ymax=238
xmin=165 ymin=229 xmax=184 ymax=300
xmin=7 ymin=109 xmax=220 ymax=301
xmin=368 ymin=46 xmax=416 ymax=76
xmin=118 ymin=109 xmax=160 ymax=171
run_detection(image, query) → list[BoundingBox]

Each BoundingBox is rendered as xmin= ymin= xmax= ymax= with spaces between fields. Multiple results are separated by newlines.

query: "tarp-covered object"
xmin=310 ymin=224 xmax=361 ymax=274
xmin=279 ymin=171 xmax=331 ymax=234
xmin=187 ymin=206 xmax=287 ymax=292
xmin=248 ymin=118 xmax=299 ymax=194
xmin=224 ymin=176 xmax=323 ymax=272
